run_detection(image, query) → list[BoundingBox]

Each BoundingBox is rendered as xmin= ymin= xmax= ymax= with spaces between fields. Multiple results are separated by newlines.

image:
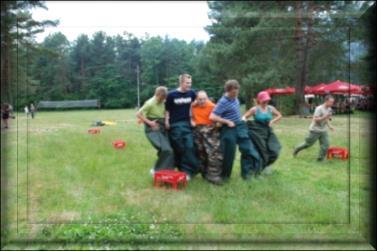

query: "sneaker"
xmin=317 ymin=158 xmax=325 ymax=162
xmin=186 ymin=174 xmax=191 ymax=181
xmin=149 ymin=168 xmax=155 ymax=176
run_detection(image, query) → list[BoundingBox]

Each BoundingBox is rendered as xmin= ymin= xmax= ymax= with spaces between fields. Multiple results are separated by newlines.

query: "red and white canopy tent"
xmin=309 ymin=83 xmax=327 ymax=95
xmin=263 ymin=81 xmax=367 ymax=96
xmin=358 ymin=85 xmax=374 ymax=96
xmin=313 ymin=80 xmax=362 ymax=95
xmin=264 ymin=87 xmax=295 ymax=95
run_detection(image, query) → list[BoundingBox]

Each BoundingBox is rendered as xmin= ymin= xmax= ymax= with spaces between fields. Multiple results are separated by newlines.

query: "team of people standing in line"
xmin=136 ymin=73 xmax=336 ymax=185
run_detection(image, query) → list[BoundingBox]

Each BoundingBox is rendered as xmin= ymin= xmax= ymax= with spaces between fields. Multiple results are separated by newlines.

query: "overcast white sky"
xmin=31 ymin=1 xmax=212 ymax=43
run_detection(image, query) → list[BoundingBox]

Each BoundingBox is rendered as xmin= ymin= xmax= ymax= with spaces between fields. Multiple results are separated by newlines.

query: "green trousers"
xmin=220 ymin=121 xmax=262 ymax=180
xmin=168 ymin=121 xmax=200 ymax=176
xmin=145 ymin=118 xmax=175 ymax=171
xmin=295 ymin=130 xmax=329 ymax=160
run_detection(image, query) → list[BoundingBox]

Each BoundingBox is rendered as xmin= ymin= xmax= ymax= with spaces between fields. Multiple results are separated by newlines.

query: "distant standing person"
xmin=165 ymin=73 xmax=200 ymax=180
xmin=1 ymin=103 xmax=11 ymax=129
xmin=8 ymin=104 xmax=15 ymax=119
xmin=136 ymin=86 xmax=175 ymax=175
xmin=24 ymin=105 xmax=30 ymax=117
xmin=209 ymin=80 xmax=262 ymax=181
xmin=191 ymin=90 xmax=223 ymax=185
xmin=30 ymin=103 xmax=36 ymax=119
xmin=293 ymin=95 xmax=335 ymax=162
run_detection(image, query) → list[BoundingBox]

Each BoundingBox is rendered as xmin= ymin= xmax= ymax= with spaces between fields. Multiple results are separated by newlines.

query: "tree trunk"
xmin=294 ymin=1 xmax=314 ymax=117
xmin=294 ymin=1 xmax=305 ymax=117
xmin=244 ymin=85 xmax=253 ymax=110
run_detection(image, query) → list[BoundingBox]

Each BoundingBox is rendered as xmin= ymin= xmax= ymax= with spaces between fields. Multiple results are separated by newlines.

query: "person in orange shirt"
xmin=191 ymin=91 xmax=223 ymax=185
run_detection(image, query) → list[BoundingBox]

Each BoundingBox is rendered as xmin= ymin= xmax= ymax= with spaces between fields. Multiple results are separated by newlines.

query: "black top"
xmin=165 ymin=89 xmax=196 ymax=124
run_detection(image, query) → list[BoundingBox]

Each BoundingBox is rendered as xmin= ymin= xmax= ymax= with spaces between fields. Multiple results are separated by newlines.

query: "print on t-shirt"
xmin=174 ymin=97 xmax=193 ymax=105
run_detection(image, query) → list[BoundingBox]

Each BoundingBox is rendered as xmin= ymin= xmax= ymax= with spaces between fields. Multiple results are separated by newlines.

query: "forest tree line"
xmin=1 ymin=1 xmax=374 ymax=114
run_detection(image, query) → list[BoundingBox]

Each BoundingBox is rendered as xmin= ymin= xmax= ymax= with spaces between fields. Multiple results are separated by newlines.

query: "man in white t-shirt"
xmin=293 ymin=95 xmax=335 ymax=162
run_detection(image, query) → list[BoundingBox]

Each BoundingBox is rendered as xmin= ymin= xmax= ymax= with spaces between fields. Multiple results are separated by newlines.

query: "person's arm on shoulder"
xmin=192 ymin=89 xmax=197 ymax=100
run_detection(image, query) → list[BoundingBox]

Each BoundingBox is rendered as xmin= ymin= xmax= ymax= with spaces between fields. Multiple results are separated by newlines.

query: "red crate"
xmin=88 ymin=128 xmax=101 ymax=134
xmin=154 ymin=170 xmax=187 ymax=190
xmin=113 ymin=140 xmax=126 ymax=149
xmin=327 ymin=147 xmax=349 ymax=160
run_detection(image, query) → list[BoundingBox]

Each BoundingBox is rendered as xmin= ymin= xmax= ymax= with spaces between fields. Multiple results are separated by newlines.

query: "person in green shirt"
xmin=293 ymin=95 xmax=336 ymax=162
xmin=136 ymin=86 xmax=175 ymax=175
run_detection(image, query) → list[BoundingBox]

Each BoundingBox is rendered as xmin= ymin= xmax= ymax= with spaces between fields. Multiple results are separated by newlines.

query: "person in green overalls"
xmin=293 ymin=95 xmax=335 ymax=162
xmin=242 ymin=91 xmax=282 ymax=175
xmin=136 ymin=86 xmax=175 ymax=175
xmin=209 ymin=80 xmax=262 ymax=181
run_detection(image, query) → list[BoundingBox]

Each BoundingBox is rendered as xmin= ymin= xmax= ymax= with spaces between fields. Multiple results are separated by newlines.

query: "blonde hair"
xmin=197 ymin=90 xmax=207 ymax=96
xmin=154 ymin=86 xmax=168 ymax=97
xmin=178 ymin=73 xmax=192 ymax=84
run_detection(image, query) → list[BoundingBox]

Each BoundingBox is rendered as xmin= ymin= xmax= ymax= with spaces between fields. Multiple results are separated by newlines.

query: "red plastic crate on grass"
xmin=88 ymin=128 xmax=101 ymax=134
xmin=327 ymin=147 xmax=349 ymax=160
xmin=113 ymin=140 xmax=126 ymax=149
xmin=154 ymin=169 xmax=187 ymax=190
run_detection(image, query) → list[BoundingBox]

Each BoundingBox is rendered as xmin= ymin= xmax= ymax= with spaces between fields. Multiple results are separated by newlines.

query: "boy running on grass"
xmin=293 ymin=95 xmax=335 ymax=162
xmin=209 ymin=80 xmax=262 ymax=181
xmin=165 ymin=74 xmax=200 ymax=180
xmin=191 ymin=90 xmax=223 ymax=185
xmin=136 ymin=86 xmax=175 ymax=175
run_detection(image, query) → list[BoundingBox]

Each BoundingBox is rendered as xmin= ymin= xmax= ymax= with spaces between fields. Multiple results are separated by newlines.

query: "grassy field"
xmin=0 ymin=109 xmax=374 ymax=249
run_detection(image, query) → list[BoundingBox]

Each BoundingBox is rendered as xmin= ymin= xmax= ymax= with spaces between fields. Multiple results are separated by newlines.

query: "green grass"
xmin=1 ymin=109 xmax=374 ymax=249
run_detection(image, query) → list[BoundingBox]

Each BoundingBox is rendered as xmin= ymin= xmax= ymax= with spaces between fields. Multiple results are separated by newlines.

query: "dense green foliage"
xmin=0 ymin=1 xmax=58 ymax=104
xmin=15 ymin=32 xmax=208 ymax=109
xmin=1 ymin=1 xmax=374 ymax=113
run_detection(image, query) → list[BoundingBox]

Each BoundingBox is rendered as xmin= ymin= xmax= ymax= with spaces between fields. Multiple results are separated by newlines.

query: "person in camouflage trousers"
xmin=191 ymin=91 xmax=224 ymax=185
